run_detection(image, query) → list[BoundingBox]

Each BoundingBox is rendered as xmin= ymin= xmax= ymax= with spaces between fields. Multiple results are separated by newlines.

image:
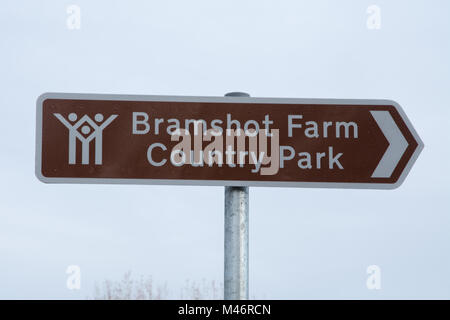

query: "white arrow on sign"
xmin=370 ymin=110 xmax=408 ymax=178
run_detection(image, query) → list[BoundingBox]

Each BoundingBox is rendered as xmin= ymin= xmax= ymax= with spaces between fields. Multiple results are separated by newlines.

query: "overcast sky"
xmin=0 ymin=0 xmax=449 ymax=299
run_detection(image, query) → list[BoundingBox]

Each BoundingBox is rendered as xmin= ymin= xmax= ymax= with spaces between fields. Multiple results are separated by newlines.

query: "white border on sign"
xmin=35 ymin=92 xmax=424 ymax=189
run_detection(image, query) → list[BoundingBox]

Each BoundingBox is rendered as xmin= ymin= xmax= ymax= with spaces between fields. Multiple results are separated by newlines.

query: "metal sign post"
xmin=224 ymin=186 xmax=249 ymax=300
xmin=224 ymin=92 xmax=250 ymax=300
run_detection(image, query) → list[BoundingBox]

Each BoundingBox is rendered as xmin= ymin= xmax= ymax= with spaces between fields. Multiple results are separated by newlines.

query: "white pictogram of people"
xmin=54 ymin=112 xmax=118 ymax=165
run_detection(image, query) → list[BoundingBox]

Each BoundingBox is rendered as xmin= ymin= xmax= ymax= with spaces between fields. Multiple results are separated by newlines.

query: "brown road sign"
xmin=35 ymin=93 xmax=423 ymax=189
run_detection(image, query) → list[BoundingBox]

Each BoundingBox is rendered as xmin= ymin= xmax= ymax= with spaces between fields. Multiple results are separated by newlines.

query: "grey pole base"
xmin=224 ymin=186 xmax=249 ymax=300
xmin=224 ymin=92 xmax=250 ymax=300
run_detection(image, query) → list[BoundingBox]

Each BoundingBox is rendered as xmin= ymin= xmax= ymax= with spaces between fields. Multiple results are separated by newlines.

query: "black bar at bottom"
xmin=0 ymin=300 xmax=446 ymax=318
